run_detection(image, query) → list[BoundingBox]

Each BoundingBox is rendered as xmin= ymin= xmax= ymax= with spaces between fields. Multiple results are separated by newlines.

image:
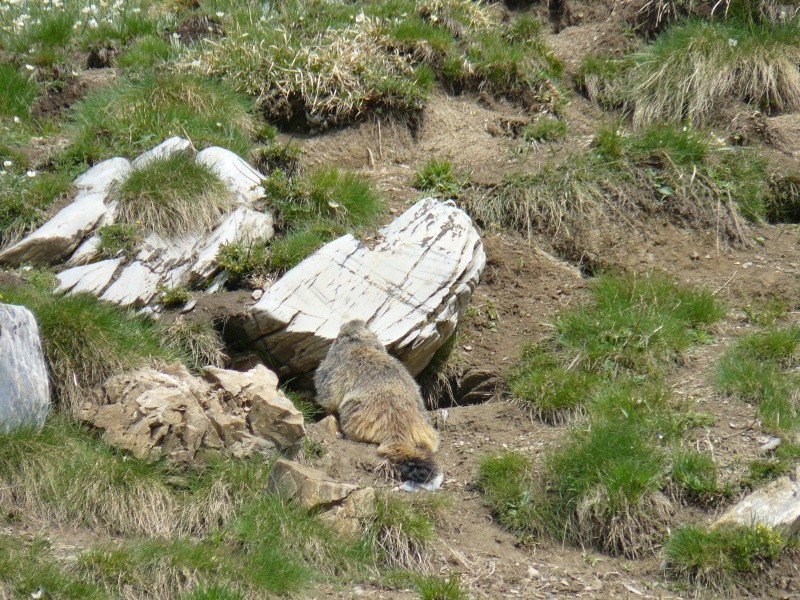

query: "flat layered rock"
xmin=0 ymin=304 xmax=50 ymax=432
xmin=0 ymin=157 xmax=130 ymax=266
xmin=2 ymin=138 xmax=274 ymax=308
xmin=243 ymin=197 xmax=485 ymax=376
xmin=713 ymin=468 xmax=800 ymax=533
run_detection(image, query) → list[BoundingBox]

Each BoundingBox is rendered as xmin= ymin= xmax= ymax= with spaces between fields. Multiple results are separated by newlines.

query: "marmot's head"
xmin=336 ymin=319 xmax=380 ymax=345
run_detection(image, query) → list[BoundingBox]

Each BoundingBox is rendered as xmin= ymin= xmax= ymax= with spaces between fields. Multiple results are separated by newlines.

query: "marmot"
xmin=314 ymin=319 xmax=442 ymax=489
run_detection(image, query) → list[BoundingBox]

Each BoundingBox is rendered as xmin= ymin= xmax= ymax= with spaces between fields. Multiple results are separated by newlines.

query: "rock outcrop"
xmin=0 ymin=303 xmax=50 ymax=432
xmin=81 ymin=363 xmax=304 ymax=462
xmin=0 ymin=137 xmax=274 ymax=309
xmin=242 ymin=197 xmax=485 ymax=378
xmin=713 ymin=467 xmax=800 ymax=534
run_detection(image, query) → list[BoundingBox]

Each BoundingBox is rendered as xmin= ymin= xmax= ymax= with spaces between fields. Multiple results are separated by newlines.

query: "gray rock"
xmin=713 ymin=467 xmax=800 ymax=533
xmin=242 ymin=197 xmax=485 ymax=377
xmin=269 ymin=459 xmax=357 ymax=510
xmin=0 ymin=303 xmax=50 ymax=432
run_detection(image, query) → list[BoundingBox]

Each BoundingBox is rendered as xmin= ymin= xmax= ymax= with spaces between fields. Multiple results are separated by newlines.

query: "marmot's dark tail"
xmin=378 ymin=441 xmax=440 ymax=485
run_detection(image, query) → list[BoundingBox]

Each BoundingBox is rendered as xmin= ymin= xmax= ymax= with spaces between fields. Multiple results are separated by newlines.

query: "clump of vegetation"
xmin=629 ymin=18 xmax=800 ymax=127
xmin=157 ymin=285 xmax=191 ymax=309
xmin=0 ymin=280 xmax=177 ymax=415
xmin=96 ymin=223 xmax=142 ymax=259
xmin=413 ymin=158 xmax=468 ymax=199
xmin=0 ymin=170 xmax=73 ymax=246
xmin=367 ymin=492 xmax=447 ymax=570
xmin=669 ymin=449 xmax=733 ymax=505
xmin=115 ymin=35 xmax=173 ymax=70
xmin=111 ymin=151 xmax=233 ymax=236
xmin=61 ymin=74 xmax=255 ymax=169
xmin=0 ymin=64 xmax=38 ymax=119
xmin=577 ymin=54 xmax=634 ymax=110
xmin=715 ymin=325 xmax=800 ymax=434
xmin=265 ymin=219 xmax=346 ymax=273
xmin=476 ymin=452 xmax=538 ymax=535
xmin=743 ymin=441 xmax=800 ymax=487
xmin=414 ymin=574 xmax=467 ymax=600
xmin=520 ymin=115 xmax=568 ymax=143
xmin=553 ymin=271 xmax=723 ymax=376
xmin=663 ymin=523 xmax=789 ymax=591
xmin=216 ymin=238 xmax=269 ymax=286
xmin=507 ymin=343 xmax=601 ymax=424
xmin=159 ymin=317 xmax=228 ymax=372
xmin=768 ymin=173 xmax=800 ymax=223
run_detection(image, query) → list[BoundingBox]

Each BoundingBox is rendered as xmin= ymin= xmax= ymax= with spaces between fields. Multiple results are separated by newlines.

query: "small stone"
xmin=181 ymin=299 xmax=197 ymax=313
xmin=251 ymin=289 xmax=263 ymax=300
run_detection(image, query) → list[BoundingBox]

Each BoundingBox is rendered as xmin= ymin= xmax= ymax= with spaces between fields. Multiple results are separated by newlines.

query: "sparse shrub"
xmin=160 ymin=317 xmax=227 ymax=371
xmin=112 ymin=151 xmax=233 ymax=236
xmin=157 ymin=285 xmax=191 ymax=309
xmin=61 ymin=74 xmax=255 ymax=168
xmin=0 ymin=170 xmax=73 ymax=246
xmin=663 ymin=523 xmax=787 ymax=591
xmin=414 ymin=574 xmax=467 ymax=600
xmin=413 ymin=158 xmax=467 ymax=199
xmin=368 ymin=492 xmax=446 ymax=570
xmin=96 ymin=223 xmax=142 ymax=259
xmin=0 ymin=282 xmax=176 ymax=415
xmin=521 ymin=115 xmax=568 ymax=143
xmin=216 ymin=238 xmax=269 ymax=286
xmin=0 ymin=64 xmax=38 ymax=119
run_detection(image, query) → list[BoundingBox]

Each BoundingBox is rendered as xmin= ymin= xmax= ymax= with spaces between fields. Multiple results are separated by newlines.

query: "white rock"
xmin=101 ymin=261 xmax=161 ymax=306
xmin=244 ymin=197 xmax=485 ymax=376
xmin=189 ymin=207 xmax=274 ymax=283
xmin=713 ymin=468 xmax=800 ymax=534
xmin=131 ymin=136 xmax=193 ymax=168
xmin=66 ymin=234 xmax=101 ymax=266
xmin=0 ymin=157 xmax=130 ymax=266
xmin=0 ymin=303 xmax=50 ymax=432
xmin=57 ymin=258 xmax=122 ymax=296
xmin=196 ymin=146 xmax=265 ymax=205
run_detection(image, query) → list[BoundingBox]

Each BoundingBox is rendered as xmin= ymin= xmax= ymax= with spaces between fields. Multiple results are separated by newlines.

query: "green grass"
xmin=670 ymin=449 xmax=732 ymax=506
xmin=60 ymin=73 xmax=255 ymax=170
xmin=414 ymin=574 xmax=467 ymax=600
xmin=0 ymin=170 xmax=73 ymax=247
xmin=159 ymin=317 xmax=227 ymax=371
xmin=630 ymin=18 xmax=800 ymax=127
xmin=577 ymin=54 xmax=634 ymax=110
xmin=507 ymin=343 xmax=601 ymax=423
xmin=368 ymin=492 xmax=447 ymax=570
xmin=0 ymin=64 xmax=38 ymax=119
xmin=115 ymin=35 xmax=173 ymax=69
xmin=216 ymin=238 xmax=269 ymax=287
xmin=663 ymin=523 xmax=788 ymax=591
xmin=0 ymin=535 xmax=108 ymax=600
xmin=475 ymin=452 xmax=538 ymax=535
xmin=112 ymin=151 xmax=233 ymax=236
xmin=0 ymin=280 xmax=178 ymax=415
xmin=521 ymin=115 xmax=568 ymax=143
xmin=715 ymin=326 xmax=800 ymax=434
xmin=96 ymin=223 xmax=141 ymax=259
xmin=265 ymin=219 xmax=347 ymax=273
xmin=555 ymin=271 xmax=724 ymax=376
xmin=413 ymin=158 xmax=467 ymax=199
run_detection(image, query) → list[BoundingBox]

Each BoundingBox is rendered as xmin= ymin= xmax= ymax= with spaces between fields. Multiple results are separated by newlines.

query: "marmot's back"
xmin=314 ymin=319 xmax=441 ymax=486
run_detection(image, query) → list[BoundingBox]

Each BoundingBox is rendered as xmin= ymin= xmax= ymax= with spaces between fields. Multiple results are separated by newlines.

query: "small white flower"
xmin=13 ymin=116 xmax=20 ymax=123
xmin=728 ymin=38 xmax=738 ymax=47
xmin=3 ymin=160 xmax=12 ymax=167
xmin=26 ymin=169 xmax=37 ymax=177
xmin=88 ymin=17 xmax=98 ymax=28
xmin=215 ymin=11 xmax=224 ymax=17
xmin=81 ymin=6 xmax=90 ymax=14
xmin=215 ymin=122 xmax=222 ymax=127
xmin=131 ymin=6 xmax=140 ymax=13
xmin=73 ymin=20 xmax=82 ymax=28
xmin=24 ymin=63 xmax=34 ymax=70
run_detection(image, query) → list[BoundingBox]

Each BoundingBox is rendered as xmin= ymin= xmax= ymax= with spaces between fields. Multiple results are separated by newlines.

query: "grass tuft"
xmin=61 ymin=73 xmax=255 ymax=169
xmin=0 ymin=64 xmax=38 ymax=119
xmin=670 ymin=449 xmax=732 ymax=506
xmin=112 ymin=151 xmax=233 ymax=236
xmin=160 ymin=317 xmax=228 ymax=372
xmin=96 ymin=223 xmax=142 ymax=259
xmin=413 ymin=158 xmax=467 ymax=199
xmin=414 ymin=573 xmax=467 ymax=600
xmin=663 ymin=523 xmax=788 ymax=591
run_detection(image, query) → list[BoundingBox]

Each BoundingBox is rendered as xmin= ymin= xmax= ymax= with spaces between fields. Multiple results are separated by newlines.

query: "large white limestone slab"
xmin=196 ymin=147 xmax=265 ymax=205
xmin=57 ymin=258 xmax=122 ymax=296
xmin=0 ymin=303 xmax=50 ymax=432
xmin=244 ymin=197 xmax=485 ymax=376
xmin=0 ymin=158 xmax=130 ymax=266
xmin=101 ymin=261 xmax=161 ymax=306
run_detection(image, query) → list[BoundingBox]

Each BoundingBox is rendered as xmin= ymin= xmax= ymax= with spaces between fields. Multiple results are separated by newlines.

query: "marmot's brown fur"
xmin=314 ymin=319 xmax=441 ymax=485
